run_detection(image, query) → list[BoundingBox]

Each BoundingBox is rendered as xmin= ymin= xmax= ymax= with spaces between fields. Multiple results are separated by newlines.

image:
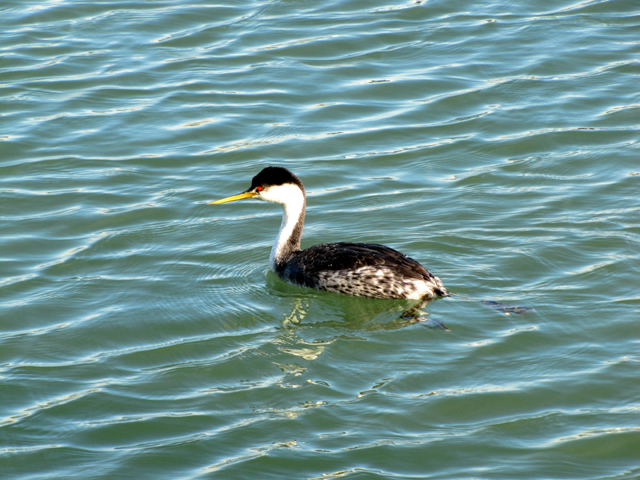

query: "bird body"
xmin=211 ymin=167 xmax=448 ymax=301
xmin=278 ymin=242 xmax=447 ymax=299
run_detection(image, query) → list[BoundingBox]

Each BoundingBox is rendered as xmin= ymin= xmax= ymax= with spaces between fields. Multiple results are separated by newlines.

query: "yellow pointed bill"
xmin=209 ymin=191 xmax=257 ymax=204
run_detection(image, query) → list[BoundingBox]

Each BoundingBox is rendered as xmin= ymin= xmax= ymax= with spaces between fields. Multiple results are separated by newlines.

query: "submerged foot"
xmin=482 ymin=300 xmax=534 ymax=316
xmin=412 ymin=316 xmax=449 ymax=330
xmin=400 ymin=297 xmax=448 ymax=330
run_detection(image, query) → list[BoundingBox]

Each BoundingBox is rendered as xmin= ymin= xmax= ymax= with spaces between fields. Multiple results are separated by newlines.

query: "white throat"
xmin=259 ymin=183 xmax=306 ymax=271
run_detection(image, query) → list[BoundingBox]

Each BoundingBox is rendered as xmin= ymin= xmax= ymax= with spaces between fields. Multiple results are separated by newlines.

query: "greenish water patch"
xmin=1 ymin=0 xmax=639 ymax=479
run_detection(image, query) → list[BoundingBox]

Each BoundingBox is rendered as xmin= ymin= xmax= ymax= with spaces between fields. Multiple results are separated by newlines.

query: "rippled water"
xmin=2 ymin=1 xmax=640 ymax=478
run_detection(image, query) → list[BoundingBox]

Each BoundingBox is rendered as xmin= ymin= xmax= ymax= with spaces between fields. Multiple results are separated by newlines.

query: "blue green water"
xmin=2 ymin=1 xmax=640 ymax=478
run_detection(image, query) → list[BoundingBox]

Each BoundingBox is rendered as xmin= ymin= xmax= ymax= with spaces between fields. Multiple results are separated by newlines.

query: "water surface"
xmin=1 ymin=0 xmax=639 ymax=478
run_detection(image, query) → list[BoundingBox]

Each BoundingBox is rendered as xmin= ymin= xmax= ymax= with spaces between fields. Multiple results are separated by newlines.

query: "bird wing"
xmin=293 ymin=242 xmax=435 ymax=281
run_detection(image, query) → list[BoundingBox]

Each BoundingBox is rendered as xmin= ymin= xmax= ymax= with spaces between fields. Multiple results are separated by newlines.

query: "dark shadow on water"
xmin=265 ymin=271 xmax=449 ymax=332
xmin=266 ymin=272 xmax=534 ymax=334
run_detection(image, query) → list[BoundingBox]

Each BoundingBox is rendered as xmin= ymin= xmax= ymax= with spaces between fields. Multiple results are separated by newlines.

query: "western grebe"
xmin=211 ymin=166 xmax=449 ymax=301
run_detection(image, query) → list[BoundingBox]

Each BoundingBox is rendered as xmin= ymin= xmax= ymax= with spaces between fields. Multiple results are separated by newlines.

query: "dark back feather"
xmin=290 ymin=242 xmax=437 ymax=282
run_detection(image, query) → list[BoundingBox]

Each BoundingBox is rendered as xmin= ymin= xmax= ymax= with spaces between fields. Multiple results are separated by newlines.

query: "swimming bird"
xmin=211 ymin=166 xmax=449 ymax=301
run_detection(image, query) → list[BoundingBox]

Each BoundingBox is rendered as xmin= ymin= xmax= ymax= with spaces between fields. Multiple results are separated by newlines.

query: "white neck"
xmin=259 ymin=183 xmax=306 ymax=271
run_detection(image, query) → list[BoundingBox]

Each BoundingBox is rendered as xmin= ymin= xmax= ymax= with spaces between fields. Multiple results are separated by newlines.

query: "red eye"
xmin=256 ymin=186 xmax=263 ymax=192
